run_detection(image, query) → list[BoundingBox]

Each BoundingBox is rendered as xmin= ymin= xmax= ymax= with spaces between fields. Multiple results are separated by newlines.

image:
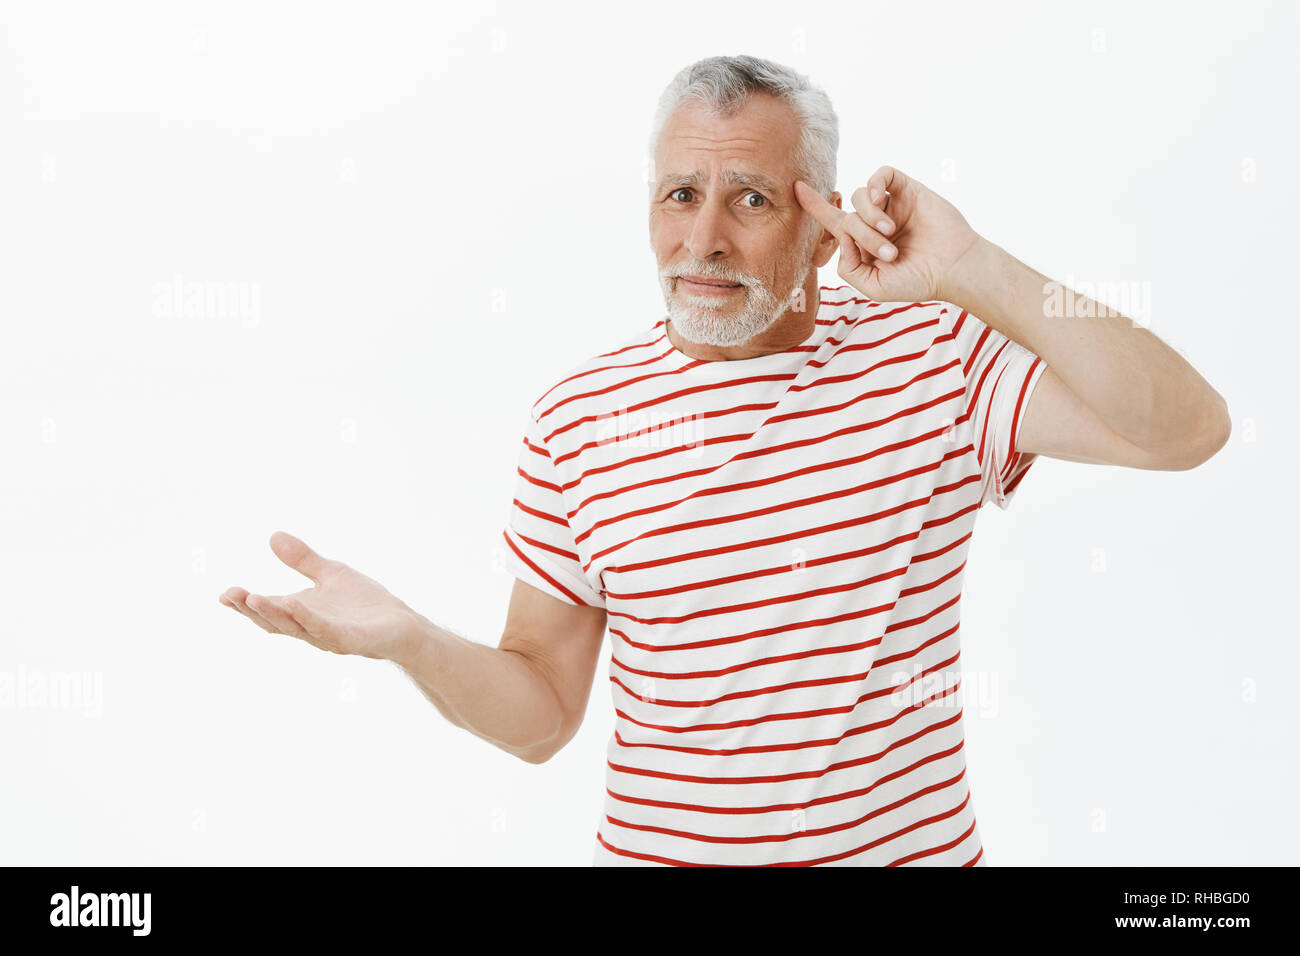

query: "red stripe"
xmin=967 ymin=329 xmax=1010 ymax=405
xmin=512 ymin=498 xmax=565 ymax=527
xmin=596 ymin=331 xmax=669 ymax=359
xmin=607 ymin=701 xmax=963 ymax=786
xmin=601 ymin=488 xmax=980 ymax=577
xmin=516 ymin=530 xmax=578 ymax=563
xmin=604 ymin=518 xmax=968 ymax=601
xmin=538 ymin=303 xmax=938 ymax=442
xmin=583 ymin=447 xmax=969 ymax=560
xmin=604 ymin=768 xmax=969 ymax=847
xmin=567 ymin=390 xmax=963 ymax=526
xmin=606 ymin=556 xmax=962 ymax=628
xmin=607 ymin=652 xmax=961 ymax=749
xmin=596 ymin=772 xmax=975 ymax=866
xmin=550 ymin=322 xmax=953 ymax=473
xmin=610 ymin=595 xmax=895 ymax=656
xmin=611 ymin=635 xmax=884 ymax=683
xmin=500 ymin=529 xmax=590 ymax=606
xmin=535 ymin=339 xmax=674 ymax=408
xmin=609 ymin=621 xmax=957 ymax=735
xmin=804 ymin=791 xmax=974 ymax=867
xmin=515 ymin=464 xmax=560 ymax=494
xmin=608 ymin=623 xmax=952 ymax=734
xmin=1004 ymin=460 xmax=1031 ymax=496
xmin=978 ymin=361 xmax=1010 ymax=473
xmin=605 ymin=739 xmax=965 ymax=815
xmin=1001 ymin=356 xmax=1043 ymax=481
xmin=559 ymin=408 xmax=769 ymax=471
xmin=886 ymin=811 xmax=979 ymax=866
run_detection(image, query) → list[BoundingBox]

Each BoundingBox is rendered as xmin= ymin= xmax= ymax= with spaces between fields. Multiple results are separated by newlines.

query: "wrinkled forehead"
xmin=652 ymin=94 xmax=801 ymax=191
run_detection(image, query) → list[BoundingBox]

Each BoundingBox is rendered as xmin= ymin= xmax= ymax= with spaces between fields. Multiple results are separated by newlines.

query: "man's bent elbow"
xmin=1167 ymin=398 xmax=1231 ymax=471
xmin=514 ymin=727 xmax=573 ymax=765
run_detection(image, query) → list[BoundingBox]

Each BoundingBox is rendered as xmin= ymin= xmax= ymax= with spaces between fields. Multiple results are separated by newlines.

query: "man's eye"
xmin=667 ymin=188 xmax=767 ymax=207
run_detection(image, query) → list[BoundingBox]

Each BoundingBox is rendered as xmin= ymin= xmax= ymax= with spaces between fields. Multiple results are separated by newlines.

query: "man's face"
xmin=649 ymin=93 xmax=834 ymax=348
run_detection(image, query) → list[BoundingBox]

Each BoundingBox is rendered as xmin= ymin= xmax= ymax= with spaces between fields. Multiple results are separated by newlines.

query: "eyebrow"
xmin=654 ymin=168 xmax=780 ymax=195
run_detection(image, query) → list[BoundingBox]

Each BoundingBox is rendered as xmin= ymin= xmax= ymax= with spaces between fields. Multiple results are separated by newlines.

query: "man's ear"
xmin=810 ymin=190 xmax=843 ymax=268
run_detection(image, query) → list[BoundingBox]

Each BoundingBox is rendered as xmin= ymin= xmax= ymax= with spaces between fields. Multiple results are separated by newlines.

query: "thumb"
xmin=269 ymin=531 xmax=333 ymax=584
xmin=838 ymin=232 xmax=863 ymax=273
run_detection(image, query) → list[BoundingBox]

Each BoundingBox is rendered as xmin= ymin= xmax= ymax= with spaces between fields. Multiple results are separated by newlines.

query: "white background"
xmin=2 ymin=0 xmax=1295 ymax=865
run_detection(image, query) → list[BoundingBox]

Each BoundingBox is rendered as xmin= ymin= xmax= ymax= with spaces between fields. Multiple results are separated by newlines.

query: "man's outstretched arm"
xmin=219 ymin=532 xmax=607 ymax=764
xmin=395 ymin=578 xmax=606 ymax=763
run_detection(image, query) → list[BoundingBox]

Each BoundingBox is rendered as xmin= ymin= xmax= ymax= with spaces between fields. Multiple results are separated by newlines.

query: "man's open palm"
xmin=219 ymin=531 xmax=417 ymax=662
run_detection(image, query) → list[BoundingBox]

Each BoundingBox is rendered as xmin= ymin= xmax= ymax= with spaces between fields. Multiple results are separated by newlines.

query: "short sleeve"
xmin=499 ymin=408 xmax=607 ymax=608
xmin=950 ymin=304 xmax=1048 ymax=511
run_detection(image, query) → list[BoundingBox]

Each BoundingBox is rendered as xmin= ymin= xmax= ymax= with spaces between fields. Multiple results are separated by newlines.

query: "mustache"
xmin=664 ymin=267 xmax=752 ymax=285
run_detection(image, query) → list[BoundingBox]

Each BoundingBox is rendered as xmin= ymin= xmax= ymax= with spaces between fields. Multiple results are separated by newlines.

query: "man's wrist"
xmin=936 ymin=233 xmax=1000 ymax=312
xmin=388 ymin=607 xmax=434 ymax=671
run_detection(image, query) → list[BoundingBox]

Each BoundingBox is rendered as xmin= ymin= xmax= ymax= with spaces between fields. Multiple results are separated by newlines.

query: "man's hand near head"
xmin=793 ymin=166 xmax=981 ymax=306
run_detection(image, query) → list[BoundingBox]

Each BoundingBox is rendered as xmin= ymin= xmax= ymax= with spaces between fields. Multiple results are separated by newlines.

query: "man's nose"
xmin=684 ymin=196 xmax=733 ymax=261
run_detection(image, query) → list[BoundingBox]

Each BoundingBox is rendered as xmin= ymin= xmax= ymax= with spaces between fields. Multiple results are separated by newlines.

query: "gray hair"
xmin=647 ymin=55 xmax=839 ymax=199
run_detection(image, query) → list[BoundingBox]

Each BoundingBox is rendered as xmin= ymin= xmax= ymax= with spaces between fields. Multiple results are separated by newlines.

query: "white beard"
xmin=660 ymin=227 xmax=820 ymax=348
xmin=666 ymin=280 xmax=785 ymax=347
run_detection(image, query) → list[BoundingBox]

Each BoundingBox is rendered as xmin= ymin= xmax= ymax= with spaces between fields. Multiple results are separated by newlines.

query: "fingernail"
xmin=879 ymin=244 xmax=896 ymax=260
xmin=877 ymin=220 xmax=893 ymax=234
xmin=871 ymin=188 xmax=881 ymax=203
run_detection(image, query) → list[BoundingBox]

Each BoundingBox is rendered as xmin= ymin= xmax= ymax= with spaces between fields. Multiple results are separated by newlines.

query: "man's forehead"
xmin=653 ymin=95 xmax=798 ymax=192
xmin=653 ymin=167 xmax=784 ymax=194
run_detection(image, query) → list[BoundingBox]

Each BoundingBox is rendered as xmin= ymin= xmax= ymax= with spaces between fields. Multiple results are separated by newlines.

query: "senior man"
xmin=220 ymin=55 xmax=1230 ymax=866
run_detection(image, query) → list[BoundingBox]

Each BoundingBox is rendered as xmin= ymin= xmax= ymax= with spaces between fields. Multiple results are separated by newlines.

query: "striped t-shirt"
xmin=500 ymin=284 xmax=1047 ymax=866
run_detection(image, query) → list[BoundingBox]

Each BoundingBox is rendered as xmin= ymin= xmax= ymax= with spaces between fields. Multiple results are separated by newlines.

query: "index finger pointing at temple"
xmin=793 ymin=180 xmax=846 ymax=234
xmin=268 ymin=530 xmax=333 ymax=583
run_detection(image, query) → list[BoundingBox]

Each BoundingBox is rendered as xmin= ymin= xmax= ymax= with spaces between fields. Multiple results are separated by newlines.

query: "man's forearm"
xmin=939 ymin=236 xmax=1230 ymax=460
xmin=388 ymin=611 xmax=566 ymax=764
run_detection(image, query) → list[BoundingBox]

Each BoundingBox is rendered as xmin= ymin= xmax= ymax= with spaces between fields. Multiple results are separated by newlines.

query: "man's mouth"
xmin=678 ymin=275 xmax=744 ymax=294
